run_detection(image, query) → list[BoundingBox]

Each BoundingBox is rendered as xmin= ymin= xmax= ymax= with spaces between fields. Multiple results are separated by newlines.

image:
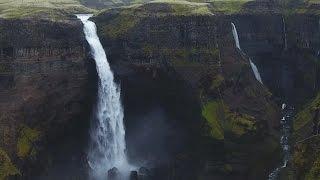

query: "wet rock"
xmin=138 ymin=167 xmax=152 ymax=180
xmin=130 ymin=171 xmax=138 ymax=180
xmin=108 ymin=167 xmax=120 ymax=180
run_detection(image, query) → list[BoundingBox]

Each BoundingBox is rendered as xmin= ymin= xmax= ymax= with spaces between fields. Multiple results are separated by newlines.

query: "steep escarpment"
xmin=0 ymin=0 xmax=319 ymax=179
xmin=232 ymin=13 xmax=320 ymax=105
xmin=0 ymin=18 xmax=93 ymax=179
xmin=94 ymin=5 xmax=281 ymax=179
xmin=228 ymin=11 xmax=320 ymax=180
xmin=230 ymin=12 xmax=320 ymax=180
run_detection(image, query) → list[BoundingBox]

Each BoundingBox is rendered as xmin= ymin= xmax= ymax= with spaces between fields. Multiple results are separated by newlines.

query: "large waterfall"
xmin=77 ymin=14 xmax=130 ymax=179
xmin=231 ymin=23 xmax=263 ymax=84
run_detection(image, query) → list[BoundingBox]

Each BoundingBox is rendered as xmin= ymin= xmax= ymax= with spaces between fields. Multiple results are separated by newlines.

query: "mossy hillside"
xmin=207 ymin=0 xmax=252 ymax=14
xmin=149 ymin=0 xmax=212 ymax=15
xmin=202 ymin=101 xmax=224 ymax=140
xmin=281 ymin=0 xmax=320 ymax=15
xmin=96 ymin=1 xmax=214 ymax=38
xmin=201 ymin=99 xmax=257 ymax=141
xmin=294 ymin=92 xmax=320 ymax=132
xmin=16 ymin=125 xmax=41 ymax=159
xmin=0 ymin=0 xmax=94 ymax=19
xmin=292 ymin=136 xmax=320 ymax=179
xmin=0 ymin=149 xmax=20 ymax=180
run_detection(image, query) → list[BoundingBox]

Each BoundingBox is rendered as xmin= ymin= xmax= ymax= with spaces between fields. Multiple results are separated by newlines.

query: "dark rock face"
xmin=129 ymin=171 xmax=138 ymax=180
xmin=108 ymin=167 xmax=120 ymax=180
xmin=94 ymin=13 xmax=281 ymax=180
xmin=231 ymin=14 xmax=320 ymax=104
xmin=0 ymin=8 xmax=318 ymax=180
xmin=0 ymin=18 xmax=93 ymax=179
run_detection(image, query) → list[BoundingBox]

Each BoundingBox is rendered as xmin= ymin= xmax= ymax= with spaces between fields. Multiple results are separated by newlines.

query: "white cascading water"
xmin=268 ymin=104 xmax=294 ymax=180
xmin=76 ymin=14 xmax=130 ymax=179
xmin=231 ymin=23 xmax=241 ymax=49
xmin=231 ymin=22 xmax=263 ymax=84
xmin=249 ymin=59 xmax=263 ymax=84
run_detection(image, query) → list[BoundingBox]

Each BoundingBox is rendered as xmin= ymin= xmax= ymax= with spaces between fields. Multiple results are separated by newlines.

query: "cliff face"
xmin=0 ymin=3 xmax=319 ymax=179
xmin=232 ymin=14 xmax=320 ymax=104
xmin=94 ymin=9 xmax=281 ymax=179
xmin=0 ymin=18 xmax=92 ymax=179
xmin=230 ymin=14 xmax=320 ymax=180
xmin=93 ymin=4 xmax=320 ymax=178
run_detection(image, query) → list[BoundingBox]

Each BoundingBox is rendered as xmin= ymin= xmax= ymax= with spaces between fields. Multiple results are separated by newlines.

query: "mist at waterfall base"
xmin=77 ymin=14 xmax=132 ymax=179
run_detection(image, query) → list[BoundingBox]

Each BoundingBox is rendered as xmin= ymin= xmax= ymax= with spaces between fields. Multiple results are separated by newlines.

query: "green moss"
xmin=0 ymin=149 xmax=20 ymax=180
xmin=156 ymin=0 xmax=212 ymax=15
xmin=0 ymin=0 xmax=94 ymax=19
xmin=202 ymin=100 xmax=256 ymax=140
xmin=281 ymin=0 xmax=320 ymax=15
xmin=102 ymin=13 xmax=139 ymax=39
xmin=16 ymin=125 xmax=40 ymax=159
xmin=202 ymin=101 xmax=224 ymax=140
xmin=208 ymin=0 xmax=251 ymax=14
xmin=292 ymin=137 xmax=320 ymax=179
xmin=224 ymin=108 xmax=256 ymax=137
xmin=294 ymin=92 xmax=320 ymax=131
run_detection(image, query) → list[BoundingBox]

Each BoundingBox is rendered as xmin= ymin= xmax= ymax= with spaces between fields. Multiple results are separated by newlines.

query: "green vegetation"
xmin=201 ymin=99 xmax=256 ymax=140
xmin=150 ymin=0 xmax=212 ymax=15
xmin=208 ymin=0 xmax=251 ymax=14
xmin=294 ymin=92 xmax=320 ymax=131
xmin=16 ymin=125 xmax=41 ymax=159
xmin=281 ymin=0 xmax=320 ymax=15
xmin=292 ymin=136 xmax=320 ymax=179
xmin=0 ymin=0 xmax=94 ymax=19
xmin=224 ymin=109 xmax=256 ymax=137
xmin=102 ymin=13 xmax=139 ymax=39
xmin=0 ymin=149 xmax=20 ymax=180
xmin=97 ymin=0 xmax=213 ymax=21
xmin=202 ymin=101 xmax=224 ymax=140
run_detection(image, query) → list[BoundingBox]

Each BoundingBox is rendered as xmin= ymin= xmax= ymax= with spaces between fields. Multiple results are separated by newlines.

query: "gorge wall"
xmin=94 ymin=9 xmax=282 ymax=180
xmin=0 ymin=18 xmax=95 ymax=179
xmin=0 ymin=4 xmax=320 ymax=180
xmin=93 ymin=6 xmax=320 ymax=179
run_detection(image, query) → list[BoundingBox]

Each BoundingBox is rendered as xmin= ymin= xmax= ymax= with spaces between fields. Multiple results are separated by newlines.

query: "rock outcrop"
xmin=0 ymin=18 xmax=93 ymax=179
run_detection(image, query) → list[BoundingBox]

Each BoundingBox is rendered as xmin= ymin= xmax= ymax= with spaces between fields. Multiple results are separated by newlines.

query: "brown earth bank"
xmin=1 ymin=4 xmax=320 ymax=180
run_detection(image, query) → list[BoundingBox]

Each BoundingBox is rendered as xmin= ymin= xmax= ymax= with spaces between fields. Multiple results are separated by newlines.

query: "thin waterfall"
xmin=231 ymin=23 xmax=240 ymax=49
xmin=231 ymin=22 xmax=263 ymax=84
xmin=76 ymin=14 xmax=130 ymax=179
xmin=282 ymin=16 xmax=288 ymax=51
xmin=249 ymin=58 xmax=263 ymax=84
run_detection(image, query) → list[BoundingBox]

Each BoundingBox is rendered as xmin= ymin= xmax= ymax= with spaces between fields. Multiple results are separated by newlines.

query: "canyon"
xmin=0 ymin=1 xmax=320 ymax=180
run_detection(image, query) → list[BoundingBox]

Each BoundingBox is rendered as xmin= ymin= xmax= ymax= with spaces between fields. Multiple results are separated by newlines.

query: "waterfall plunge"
xmin=77 ymin=14 xmax=130 ymax=179
xmin=231 ymin=22 xmax=263 ymax=84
